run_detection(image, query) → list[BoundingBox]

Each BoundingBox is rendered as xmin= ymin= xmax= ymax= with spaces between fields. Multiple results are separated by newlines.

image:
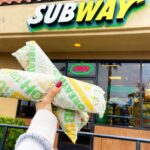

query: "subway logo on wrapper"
xmin=27 ymin=0 xmax=145 ymax=31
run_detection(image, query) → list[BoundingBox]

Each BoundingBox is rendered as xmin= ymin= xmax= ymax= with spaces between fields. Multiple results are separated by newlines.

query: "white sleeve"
xmin=15 ymin=109 xmax=58 ymax=150
xmin=16 ymin=137 xmax=51 ymax=150
xmin=27 ymin=109 xmax=58 ymax=145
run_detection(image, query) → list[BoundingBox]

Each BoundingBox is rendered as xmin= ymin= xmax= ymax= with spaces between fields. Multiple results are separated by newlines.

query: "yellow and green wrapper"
xmin=0 ymin=41 xmax=106 ymax=143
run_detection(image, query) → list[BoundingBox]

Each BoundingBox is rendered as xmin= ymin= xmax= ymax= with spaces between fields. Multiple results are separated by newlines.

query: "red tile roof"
xmin=0 ymin=0 xmax=38 ymax=5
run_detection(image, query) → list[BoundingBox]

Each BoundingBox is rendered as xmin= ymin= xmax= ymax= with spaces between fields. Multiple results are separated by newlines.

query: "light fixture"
xmin=102 ymin=64 xmax=120 ymax=67
xmin=145 ymin=89 xmax=150 ymax=92
xmin=109 ymin=76 xmax=122 ymax=80
xmin=74 ymin=43 xmax=81 ymax=48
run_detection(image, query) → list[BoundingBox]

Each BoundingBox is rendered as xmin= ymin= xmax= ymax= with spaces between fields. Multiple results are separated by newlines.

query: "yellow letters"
xmin=96 ymin=0 xmax=116 ymax=21
xmin=76 ymin=0 xmax=103 ymax=22
xmin=117 ymin=0 xmax=144 ymax=20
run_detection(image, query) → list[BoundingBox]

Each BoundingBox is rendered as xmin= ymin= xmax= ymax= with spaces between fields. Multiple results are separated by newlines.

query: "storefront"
xmin=0 ymin=0 xmax=150 ymax=150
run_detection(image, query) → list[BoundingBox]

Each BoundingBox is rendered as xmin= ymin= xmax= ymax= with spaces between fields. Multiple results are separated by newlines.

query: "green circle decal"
xmin=69 ymin=63 xmax=94 ymax=76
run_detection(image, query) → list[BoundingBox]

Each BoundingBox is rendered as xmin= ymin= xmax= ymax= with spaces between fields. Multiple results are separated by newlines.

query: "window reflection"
xmin=97 ymin=63 xmax=140 ymax=127
xmin=16 ymin=61 xmax=149 ymax=130
xmin=54 ymin=62 xmax=66 ymax=75
xmin=142 ymin=63 xmax=150 ymax=128
xmin=17 ymin=100 xmax=35 ymax=118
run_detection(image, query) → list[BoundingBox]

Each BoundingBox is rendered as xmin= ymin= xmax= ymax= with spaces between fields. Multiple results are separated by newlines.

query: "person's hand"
xmin=36 ymin=81 xmax=62 ymax=112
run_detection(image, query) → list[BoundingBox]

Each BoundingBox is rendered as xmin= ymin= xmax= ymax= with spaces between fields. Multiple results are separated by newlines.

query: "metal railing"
xmin=0 ymin=124 xmax=150 ymax=150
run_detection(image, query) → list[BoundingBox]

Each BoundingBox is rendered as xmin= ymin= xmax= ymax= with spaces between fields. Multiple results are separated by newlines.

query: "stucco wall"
xmin=0 ymin=1 xmax=150 ymax=33
xmin=0 ymin=98 xmax=18 ymax=118
xmin=0 ymin=54 xmax=21 ymax=118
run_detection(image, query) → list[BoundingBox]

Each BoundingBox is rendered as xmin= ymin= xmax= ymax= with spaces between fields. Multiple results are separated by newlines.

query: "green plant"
xmin=0 ymin=117 xmax=26 ymax=150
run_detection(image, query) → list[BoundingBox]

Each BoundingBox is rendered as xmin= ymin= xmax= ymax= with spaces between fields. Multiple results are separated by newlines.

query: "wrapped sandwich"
xmin=0 ymin=41 xmax=106 ymax=143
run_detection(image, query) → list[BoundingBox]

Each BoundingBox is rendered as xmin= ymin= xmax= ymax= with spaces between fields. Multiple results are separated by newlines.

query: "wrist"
xmin=36 ymin=102 xmax=52 ymax=112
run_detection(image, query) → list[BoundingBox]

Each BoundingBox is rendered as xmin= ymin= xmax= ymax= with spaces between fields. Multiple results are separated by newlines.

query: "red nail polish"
xmin=56 ymin=81 xmax=62 ymax=88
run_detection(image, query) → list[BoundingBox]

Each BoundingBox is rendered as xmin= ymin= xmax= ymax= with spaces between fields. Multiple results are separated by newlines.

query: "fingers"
xmin=43 ymin=81 xmax=62 ymax=103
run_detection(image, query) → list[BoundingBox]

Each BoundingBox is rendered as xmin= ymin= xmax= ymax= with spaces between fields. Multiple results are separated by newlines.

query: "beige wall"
xmin=0 ymin=54 xmax=21 ymax=118
xmin=46 ymin=51 xmax=150 ymax=60
xmin=1 ymin=51 xmax=150 ymax=62
xmin=0 ymin=1 xmax=150 ymax=54
xmin=0 ymin=98 xmax=18 ymax=118
xmin=1 ymin=2 xmax=150 ymax=54
xmin=0 ymin=1 xmax=150 ymax=33
xmin=0 ymin=54 xmax=22 ymax=69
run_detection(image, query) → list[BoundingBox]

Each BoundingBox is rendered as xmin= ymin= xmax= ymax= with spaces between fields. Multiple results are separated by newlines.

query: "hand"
xmin=36 ymin=81 xmax=62 ymax=112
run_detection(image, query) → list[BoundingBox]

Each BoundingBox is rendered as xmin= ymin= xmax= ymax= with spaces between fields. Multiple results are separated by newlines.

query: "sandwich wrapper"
xmin=0 ymin=41 xmax=106 ymax=143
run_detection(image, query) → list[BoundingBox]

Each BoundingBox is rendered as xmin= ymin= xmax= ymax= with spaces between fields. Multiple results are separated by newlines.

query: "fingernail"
xmin=56 ymin=81 xmax=62 ymax=88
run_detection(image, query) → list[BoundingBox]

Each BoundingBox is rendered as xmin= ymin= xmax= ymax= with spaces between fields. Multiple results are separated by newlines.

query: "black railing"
xmin=0 ymin=124 xmax=150 ymax=150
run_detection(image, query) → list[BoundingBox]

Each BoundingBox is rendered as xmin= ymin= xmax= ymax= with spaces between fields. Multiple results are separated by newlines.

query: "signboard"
xmin=68 ymin=63 xmax=95 ymax=76
xmin=27 ymin=0 xmax=145 ymax=32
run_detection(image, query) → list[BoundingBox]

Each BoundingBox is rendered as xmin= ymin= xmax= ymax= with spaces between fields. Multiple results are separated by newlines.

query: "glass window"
xmin=96 ymin=63 xmax=140 ymax=128
xmin=54 ymin=62 xmax=66 ymax=75
xmin=142 ymin=63 xmax=150 ymax=128
xmin=67 ymin=62 xmax=96 ymax=77
xmin=17 ymin=100 xmax=35 ymax=118
xmin=16 ymin=61 xmax=149 ymax=130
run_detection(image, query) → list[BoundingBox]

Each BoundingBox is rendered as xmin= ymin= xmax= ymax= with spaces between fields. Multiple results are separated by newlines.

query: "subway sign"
xmin=27 ymin=0 xmax=145 ymax=31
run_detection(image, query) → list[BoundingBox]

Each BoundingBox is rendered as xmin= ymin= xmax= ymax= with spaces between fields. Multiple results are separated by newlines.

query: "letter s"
xmin=27 ymin=4 xmax=47 ymax=28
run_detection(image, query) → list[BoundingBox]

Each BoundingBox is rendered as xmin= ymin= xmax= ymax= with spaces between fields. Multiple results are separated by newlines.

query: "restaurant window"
xmin=53 ymin=62 xmax=66 ymax=75
xmin=16 ymin=101 xmax=35 ymax=118
xmin=96 ymin=63 xmax=141 ymax=128
xmin=16 ymin=61 xmax=150 ymax=130
xmin=142 ymin=63 xmax=150 ymax=128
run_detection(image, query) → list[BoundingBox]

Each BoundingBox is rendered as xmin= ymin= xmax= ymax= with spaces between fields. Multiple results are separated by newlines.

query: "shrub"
xmin=0 ymin=117 xmax=26 ymax=150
